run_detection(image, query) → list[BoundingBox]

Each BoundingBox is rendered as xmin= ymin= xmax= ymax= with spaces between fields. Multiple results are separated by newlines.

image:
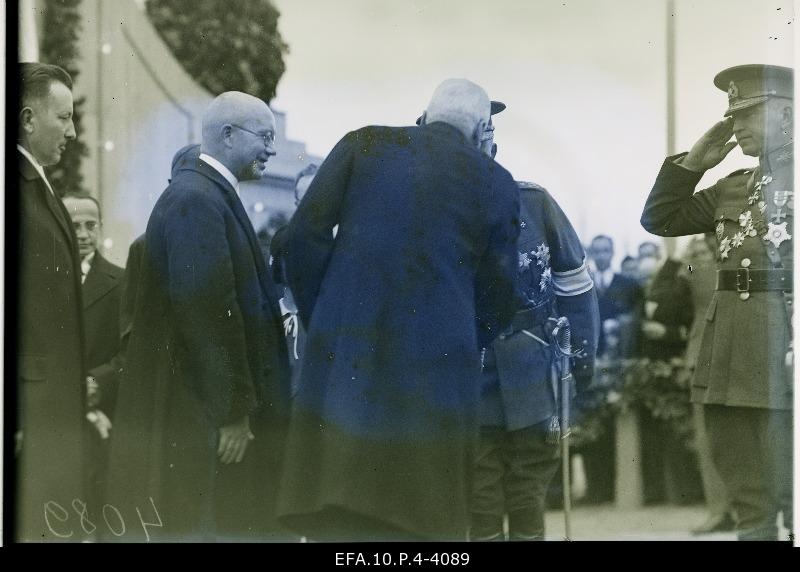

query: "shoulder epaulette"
xmin=516 ymin=180 xmax=546 ymax=192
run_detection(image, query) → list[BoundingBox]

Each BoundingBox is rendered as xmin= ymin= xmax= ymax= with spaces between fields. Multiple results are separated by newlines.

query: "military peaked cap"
xmin=714 ymin=64 xmax=793 ymax=116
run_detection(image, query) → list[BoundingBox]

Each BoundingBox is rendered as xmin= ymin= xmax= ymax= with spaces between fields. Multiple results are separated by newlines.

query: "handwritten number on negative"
xmin=103 ymin=504 xmax=127 ymax=537
xmin=136 ymin=497 xmax=164 ymax=542
xmin=44 ymin=501 xmax=74 ymax=538
xmin=72 ymin=498 xmax=97 ymax=535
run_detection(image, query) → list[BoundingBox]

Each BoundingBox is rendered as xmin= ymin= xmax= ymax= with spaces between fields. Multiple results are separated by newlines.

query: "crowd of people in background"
xmin=566 ymin=233 xmax=735 ymax=534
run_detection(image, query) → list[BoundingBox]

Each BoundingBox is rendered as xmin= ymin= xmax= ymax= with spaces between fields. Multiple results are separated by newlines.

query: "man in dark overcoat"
xmin=641 ymin=65 xmax=793 ymax=541
xmin=63 ymin=192 xmax=125 ymax=521
xmin=15 ymin=63 xmax=85 ymax=542
xmin=277 ymin=79 xmax=521 ymax=541
xmin=106 ymin=92 xmax=291 ymax=541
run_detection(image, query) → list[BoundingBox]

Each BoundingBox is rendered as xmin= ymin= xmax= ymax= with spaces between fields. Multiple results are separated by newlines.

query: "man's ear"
xmin=221 ymin=124 xmax=234 ymax=149
xmin=20 ymin=107 xmax=35 ymax=134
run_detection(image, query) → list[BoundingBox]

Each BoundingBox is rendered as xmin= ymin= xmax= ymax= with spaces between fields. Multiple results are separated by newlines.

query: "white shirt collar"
xmin=18 ymin=144 xmax=55 ymax=196
xmin=589 ymin=261 xmax=615 ymax=288
xmin=199 ymin=152 xmax=240 ymax=196
xmin=81 ymin=251 xmax=96 ymax=284
xmin=598 ymin=267 xmax=615 ymax=286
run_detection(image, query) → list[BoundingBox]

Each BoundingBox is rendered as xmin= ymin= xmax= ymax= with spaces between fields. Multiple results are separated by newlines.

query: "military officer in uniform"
xmin=467 ymin=102 xmax=599 ymax=541
xmin=641 ymin=65 xmax=793 ymax=541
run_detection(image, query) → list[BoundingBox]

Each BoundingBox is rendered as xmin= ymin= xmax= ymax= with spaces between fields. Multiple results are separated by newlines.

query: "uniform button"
xmin=739 ymin=292 xmax=750 ymax=301
xmin=740 ymin=258 xmax=751 ymax=268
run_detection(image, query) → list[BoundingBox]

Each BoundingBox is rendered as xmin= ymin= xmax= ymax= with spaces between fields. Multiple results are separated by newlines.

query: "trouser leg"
xmin=764 ymin=409 xmax=793 ymax=538
xmin=469 ymin=426 xmax=506 ymax=541
xmin=692 ymin=403 xmax=730 ymax=519
xmin=705 ymin=405 xmax=778 ymax=540
xmin=503 ymin=420 xmax=560 ymax=541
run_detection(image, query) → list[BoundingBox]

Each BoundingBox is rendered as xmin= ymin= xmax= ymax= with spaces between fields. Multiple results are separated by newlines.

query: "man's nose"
xmin=66 ymin=119 xmax=77 ymax=140
xmin=75 ymin=225 xmax=89 ymax=238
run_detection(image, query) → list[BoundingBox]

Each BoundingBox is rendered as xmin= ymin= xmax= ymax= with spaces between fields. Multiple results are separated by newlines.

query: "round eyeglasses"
xmin=231 ymin=124 xmax=276 ymax=146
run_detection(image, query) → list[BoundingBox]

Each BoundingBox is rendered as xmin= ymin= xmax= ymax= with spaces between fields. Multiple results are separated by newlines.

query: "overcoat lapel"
xmin=19 ymin=152 xmax=76 ymax=251
xmin=82 ymin=254 xmax=117 ymax=309
xmin=192 ymin=160 xmax=281 ymax=313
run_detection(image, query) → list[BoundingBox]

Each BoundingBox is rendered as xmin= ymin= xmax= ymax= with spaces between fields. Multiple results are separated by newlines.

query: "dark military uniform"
xmin=471 ymin=181 xmax=599 ymax=541
xmin=641 ymin=63 xmax=793 ymax=541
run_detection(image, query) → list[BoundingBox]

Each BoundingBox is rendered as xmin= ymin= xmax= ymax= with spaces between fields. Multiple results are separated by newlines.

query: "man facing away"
xmin=467 ymin=101 xmax=599 ymax=541
xmin=106 ymin=92 xmax=291 ymax=541
xmin=277 ymin=79 xmax=521 ymax=541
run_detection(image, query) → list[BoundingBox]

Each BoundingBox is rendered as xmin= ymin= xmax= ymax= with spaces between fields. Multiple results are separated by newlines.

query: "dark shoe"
xmin=509 ymin=532 xmax=545 ymax=541
xmin=690 ymin=512 xmax=736 ymax=535
xmin=469 ymin=513 xmax=506 ymax=542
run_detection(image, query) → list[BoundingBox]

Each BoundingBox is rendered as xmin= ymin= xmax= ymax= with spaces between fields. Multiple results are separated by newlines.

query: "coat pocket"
xmin=19 ymin=354 xmax=48 ymax=382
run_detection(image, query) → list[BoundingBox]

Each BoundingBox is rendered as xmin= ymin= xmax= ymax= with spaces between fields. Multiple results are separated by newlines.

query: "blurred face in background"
xmin=63 ymin=196 xmax=101 ymax=259
xmin=620 ymin=258 xmax=639 ymax=280
xmin=589 ymin=237 xmax=614 ymax=272
xmin=638 ymin=241 xmax=661 ymax=260
xmin=637 ymin=254 xmax=660 ymax=283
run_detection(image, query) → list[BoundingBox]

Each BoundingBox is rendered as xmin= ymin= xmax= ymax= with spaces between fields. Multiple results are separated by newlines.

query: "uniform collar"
xmin=760 ymin=141 xmax=793 ymax=174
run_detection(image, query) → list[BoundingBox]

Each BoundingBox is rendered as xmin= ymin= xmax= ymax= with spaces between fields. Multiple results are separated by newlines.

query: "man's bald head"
xmin=200 ymin=91 xmax=277 ymax=181
xmin=423 ymin=79 xmax=491 ymax=146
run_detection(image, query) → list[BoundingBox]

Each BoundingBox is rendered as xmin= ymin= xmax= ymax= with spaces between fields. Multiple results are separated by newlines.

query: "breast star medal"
xmin=763 ymin=221 xmax=792 ymax=248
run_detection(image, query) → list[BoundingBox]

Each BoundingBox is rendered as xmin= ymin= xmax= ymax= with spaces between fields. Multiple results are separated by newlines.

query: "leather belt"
xmin=506 ymin=305 xmax=552 ymax=334
xmin=716 ymin=268 xmax=793 ymax=293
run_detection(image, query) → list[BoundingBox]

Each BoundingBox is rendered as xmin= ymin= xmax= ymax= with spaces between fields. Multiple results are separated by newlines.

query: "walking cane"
xmin=550 ymin=317 xmax=577 ymax=541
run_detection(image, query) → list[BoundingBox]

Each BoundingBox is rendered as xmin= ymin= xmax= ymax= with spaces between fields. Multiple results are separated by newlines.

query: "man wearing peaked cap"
xmin=468 ymin=100 xmax=599 ymax=541
xmin=715 ymin=64 xmax=793 ymax=117
xmin=641 ymin=64 xmax=793 ymax=541
xmin=276 ymin=79 xmax=521 ymax=540
xmin=416 ymin=100 xmax=506 ymax=126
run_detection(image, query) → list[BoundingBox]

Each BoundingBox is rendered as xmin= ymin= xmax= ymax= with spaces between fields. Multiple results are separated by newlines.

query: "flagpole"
xmin=664 ymin=0 xmax=677 ymax=258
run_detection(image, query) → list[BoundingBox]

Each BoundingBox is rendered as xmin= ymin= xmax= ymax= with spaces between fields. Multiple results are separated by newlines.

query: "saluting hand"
xmin=218 ymin=415 xmax=255 ymax=464
xmin=681 ymin=117 xmax=738 ymax=172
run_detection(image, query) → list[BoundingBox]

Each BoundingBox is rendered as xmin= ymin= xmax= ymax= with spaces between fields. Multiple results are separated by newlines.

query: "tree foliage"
xmin=41 ymin=0 xmax=89 ymax=195
xmin=146 ymin=0 xmax=289 ymax=102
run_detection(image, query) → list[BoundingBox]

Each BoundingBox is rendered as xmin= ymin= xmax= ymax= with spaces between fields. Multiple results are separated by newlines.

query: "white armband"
xmin=552 ymin=258 xmax=594 ymax=297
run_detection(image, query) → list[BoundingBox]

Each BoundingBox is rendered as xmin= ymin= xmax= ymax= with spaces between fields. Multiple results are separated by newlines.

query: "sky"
xmin=270 ymin=0 xmax=795 ymax=265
